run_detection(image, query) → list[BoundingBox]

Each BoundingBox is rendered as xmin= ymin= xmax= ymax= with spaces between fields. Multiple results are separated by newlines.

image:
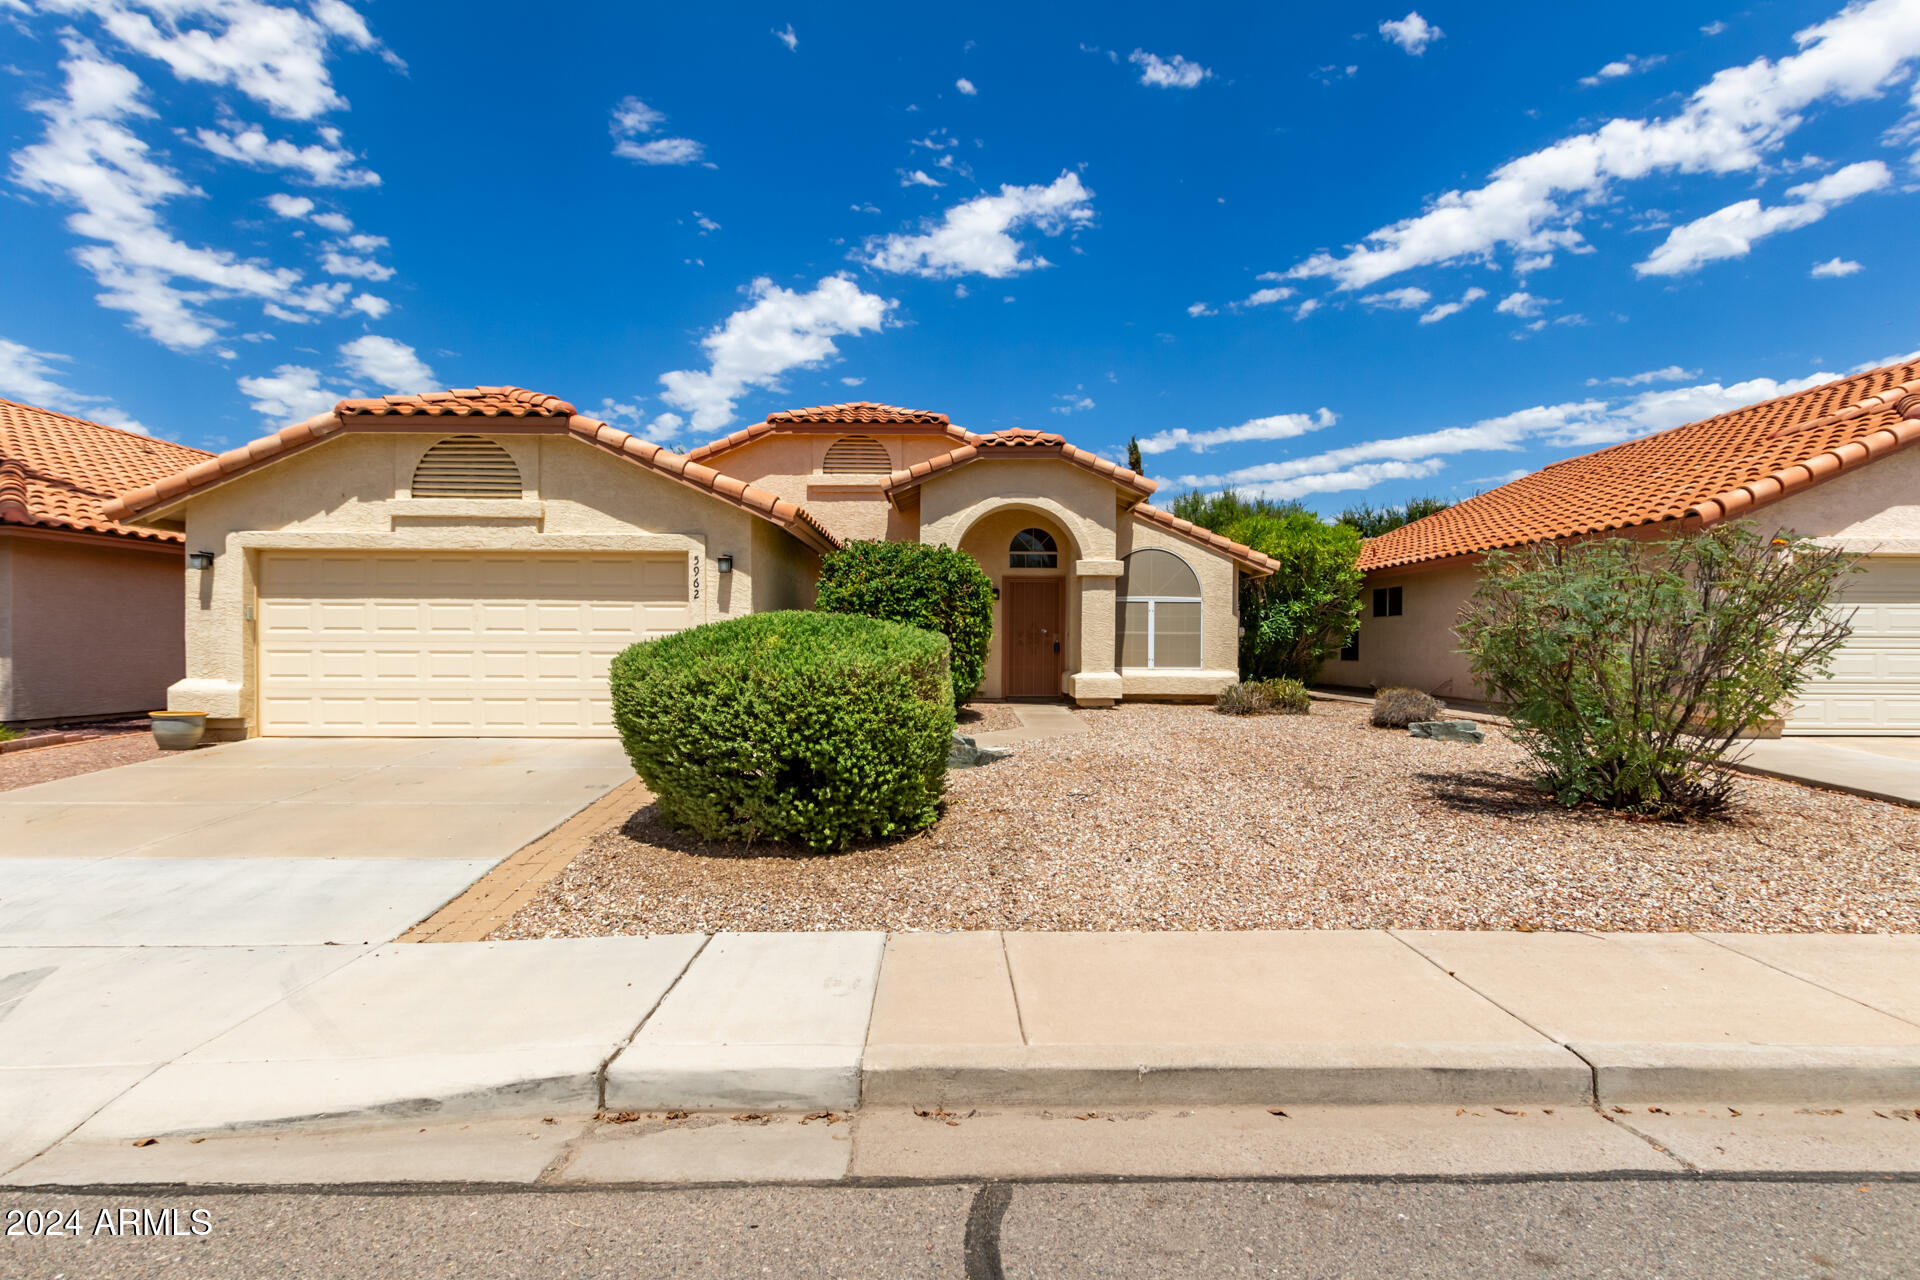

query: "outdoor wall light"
xmin=187 ymin=550 xmax=215 ymax=571
xmin=715 ymin=554 xmax=734 ymax=573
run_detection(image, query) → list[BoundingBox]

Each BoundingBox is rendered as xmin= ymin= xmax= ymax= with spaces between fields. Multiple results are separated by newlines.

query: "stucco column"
xmin=1068 ymin=558 xmax=1124 ymax=705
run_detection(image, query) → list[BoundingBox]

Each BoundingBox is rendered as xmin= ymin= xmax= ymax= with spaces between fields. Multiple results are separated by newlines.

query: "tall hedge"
xmin=814 ymin=540 xmax=996 ymax=704
xmin=609 ymin=611 xmax=955 ymax=852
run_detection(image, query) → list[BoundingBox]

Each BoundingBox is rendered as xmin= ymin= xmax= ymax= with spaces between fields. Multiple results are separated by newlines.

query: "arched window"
xmin=410 ymin=435 xmax=522 ymax=498
xmin=1009 ymin=527 xmax=1059 ymax=569
xmin=1117 ymin=548 xmax=1202 ymax=669
xmin=821 ymin=435 xmax=891 ymax=473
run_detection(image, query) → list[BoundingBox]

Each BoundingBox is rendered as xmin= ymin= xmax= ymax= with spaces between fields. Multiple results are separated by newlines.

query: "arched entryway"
xmin=957 ymin=508 xmax=1076 ymax=699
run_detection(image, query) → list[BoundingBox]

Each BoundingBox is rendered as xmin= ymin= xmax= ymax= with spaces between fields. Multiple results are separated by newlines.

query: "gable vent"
xmin=822 ymin=434 xmax=892 ymax=474
xmin=410 ymin=435 xmax=523 ymax=498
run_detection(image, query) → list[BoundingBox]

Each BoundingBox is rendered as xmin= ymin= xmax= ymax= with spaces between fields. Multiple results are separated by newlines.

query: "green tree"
xmin=815 ymin=540 xmax=996 ymax=704
xmin=1336 ymin=495 xmax=1452 ymax=538
xmin=1125 ymin=435 xmax=1144 ymax=476
xmin=1169 ymin=489 xmax=1364 ymax=681
xmin=1456 ymin=523 xmax=1858 ymax=818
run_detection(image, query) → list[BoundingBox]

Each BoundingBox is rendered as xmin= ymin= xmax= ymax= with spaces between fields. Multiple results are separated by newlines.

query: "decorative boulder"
xmin=1409 ymin=719 xmax=1486 ymax=744
xmin=948 ymin=732 xmax=1014 ymax=769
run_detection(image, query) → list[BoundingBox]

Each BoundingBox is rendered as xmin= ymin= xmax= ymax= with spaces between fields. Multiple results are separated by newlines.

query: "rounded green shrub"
xmin=814 ymin=540 xmax=995 ymax=704
xmin=610 ymin=611 xmax=955 ymax=852
xmin=1258 ymin=677 xmax=1312 ymax=715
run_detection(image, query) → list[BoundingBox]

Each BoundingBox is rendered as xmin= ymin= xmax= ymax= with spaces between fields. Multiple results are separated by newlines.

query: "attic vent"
xmin=821 ymin=434 xmax=891 ymax=474
xmin=410 ymin=435 xmax=522 ymax=498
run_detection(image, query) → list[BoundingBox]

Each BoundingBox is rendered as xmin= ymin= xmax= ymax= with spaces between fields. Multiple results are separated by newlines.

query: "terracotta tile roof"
xmin=335 ymin=387 xmax=577 ymax=418
xmin=1132 ymin=504 xmax=1278 ymax=576
xmin=685 ymin=401 xmax=976 ymax=464
xmin=0 ymin=398 xmax=211 ymax=544
xmin=1359 ymin=360 xmax=1920 ymax=573
xmin=103 ymin=388 xmax=841 ymax=554
xmin=885 ymin=429 xmax=1157 ymax=503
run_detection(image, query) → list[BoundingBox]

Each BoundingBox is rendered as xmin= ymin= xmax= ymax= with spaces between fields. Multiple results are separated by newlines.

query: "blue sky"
xmin=2 ymin=0 xmax=1917 ymax=513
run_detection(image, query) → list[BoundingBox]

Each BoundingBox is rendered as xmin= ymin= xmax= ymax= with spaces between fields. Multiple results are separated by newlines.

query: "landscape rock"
xmin=948 ymin=732 xmax=1014 ymax=769
xmin=1409 ymin=720 xmax=1486 ymax=744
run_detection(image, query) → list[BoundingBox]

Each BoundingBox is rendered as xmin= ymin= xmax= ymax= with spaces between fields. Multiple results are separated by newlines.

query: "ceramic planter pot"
xmin=150 ymin=711 xmax=207 ymax=751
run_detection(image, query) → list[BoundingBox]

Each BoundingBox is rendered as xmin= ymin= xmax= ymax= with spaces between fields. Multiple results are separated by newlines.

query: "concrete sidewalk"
xmin=4 ymin=930 xmax=1918 ymax=1185
xmin=1731 ymin=738 xmax=1920 ymax=807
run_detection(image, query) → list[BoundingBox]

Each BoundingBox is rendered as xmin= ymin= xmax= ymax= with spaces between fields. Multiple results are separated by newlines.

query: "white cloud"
xmin=609 ymin=95 xmax=705 ymax=166
xmin=320 ymin=249 xmax=394 ymax=281
xmin=1289 ymin=1 xmax=1920 ymax=292
xmin=349 ymin=292 xmax=390 ymax=317
xmin=1587 ymin=364 xmax=1699 ymax=386
xmin=1496 ymin=290 xmax=1547 ymax=317
xmin=955 ymin=77 xmax=977 ymax=95
xmin=193 ymin=120 xmax=377 ymax=186
xmin=1359 ymin=286 xmax=1431 ymax=310
xmin=899 ymin=168 xmax=944 ymax=188
xmin=236 ymin=362 xmax=335 ymax=421
xmin=1136 ymin=408 xmax=1336 ymax=455
xmin=1379 ymin=12 xmax=1443 ymax=55
xmin=1702 ymin=19 xmax=1728 ymax=36
xmin=56 ymin=0 xmax=395 ymax=121
xmin=1052 ymin=393 xmax=1095 ymax=415
xmin=1811 ymin=256 xmax=1863 ymax=276
xmin=0 ymin=335 xmax=148 ymax=432
xmin=266 ymin=193 xmax=314 ymax=219
xmin=339 ymin=333 xmax=434 ymax=391
xmin=1635 ymin=159 xmax=1891 ymax=276
xmin=1128 ymin=49 xmax=1211 ymax=88
xmin=841 ymin=376 xmax=865 ymax=386
xmin=1187 ymin=301 xmax=1216 ymax=317
xmin=693 ymin=211 xmax=720 ymax=234
xmin=1293 ymin=297 xmax=1322 ymax=320
xmin=656 ymin=274 xmax=893 ymax=433
xmin=9 ymin=12 xmax=391 ymax=350
xmin=1419 ymin=286 xmax=1487 ymax=323
xmin=1238 ymin=285 xmax=1295 ymax=308
xmin=1579 ymin=54 xmax=1666 ymax=87
xmin=954 ymin=283 xmax=969 ymax=298
xmin=311 ymin=210 xmax=352 ymax=232
xmin=773 ymin=23 xmax=797 ymax=51
xmin=860 ymin=172 xmax=1094 ymax=279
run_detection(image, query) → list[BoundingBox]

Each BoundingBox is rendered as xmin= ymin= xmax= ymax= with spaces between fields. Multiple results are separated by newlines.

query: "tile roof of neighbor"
xmin=684 ymin=401 xmax=976 ymax=463
xmin=103 ymin=388 xmax=841 ymax=554
xmin=1132 ymin=504 xmax=1280 ymax=576
xmin=0 ymin=398 xmax=212 ymax=544
xmin=885 ymin=428 xmax=1157 ymax=501
xmin=1358 ymin=359 xmax=1920 ymax=573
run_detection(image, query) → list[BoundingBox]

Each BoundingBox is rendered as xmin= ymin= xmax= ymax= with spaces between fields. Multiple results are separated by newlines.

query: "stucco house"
xmin=103 ymin=390 xmax=1274 ymax=740
xmin=1 ymin=398 xmax=212 ymax=726
xmin=1333 ymin=358 xmax=1920 ymax=736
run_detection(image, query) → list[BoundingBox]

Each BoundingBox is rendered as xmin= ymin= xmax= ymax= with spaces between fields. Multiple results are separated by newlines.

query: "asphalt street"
xmin=4 ymin=1177 xmax=1917 ymax=1279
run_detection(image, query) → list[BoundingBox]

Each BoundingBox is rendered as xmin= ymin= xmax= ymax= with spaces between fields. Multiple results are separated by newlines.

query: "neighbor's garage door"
xmin=257 ymin=552 xmax=691 ymax=736
xmin=1786 ymin=556 xmax=1920 ymax=735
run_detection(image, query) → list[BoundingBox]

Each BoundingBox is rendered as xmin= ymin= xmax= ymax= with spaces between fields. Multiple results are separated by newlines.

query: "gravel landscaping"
xmin=0 ymin=722 xmax=159 ymax=792
xmin=957 ymin=701 xmax=1023 ymax=734
xmin=491 ymin=701 xmax=1920 ymax=937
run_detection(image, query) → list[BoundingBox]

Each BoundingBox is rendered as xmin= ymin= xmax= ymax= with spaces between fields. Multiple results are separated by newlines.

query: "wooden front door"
xmin=1003 ymin=578 xmax=1063 ymax=698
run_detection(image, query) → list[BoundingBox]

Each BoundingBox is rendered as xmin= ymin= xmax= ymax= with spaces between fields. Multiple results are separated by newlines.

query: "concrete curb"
xmin=860 ymin=1043 xmax=1596 ymax=1108
xmin=1578 ymin=1043 xmax=1920 ymax=1104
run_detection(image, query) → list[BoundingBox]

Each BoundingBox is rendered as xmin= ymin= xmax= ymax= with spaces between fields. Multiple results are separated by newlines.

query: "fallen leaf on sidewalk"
xmin=1728 ymin=1107 xmax=1742 ymax=1117
xmin=799 ymin=1111 xmax=844 ymax=1125
xmin=598 ymin=1110 xmax=644 ymax=1125
xmin=1494 ymin=1108 xmax=1523 ymax=1116
xmin=132 ymin=1138 xmax=157 ymax=1147
xmin=730 ymin=1113 xmax=772 ymax=1124
xmin=1268 ymin=1109 xmax=1289 ymax=1118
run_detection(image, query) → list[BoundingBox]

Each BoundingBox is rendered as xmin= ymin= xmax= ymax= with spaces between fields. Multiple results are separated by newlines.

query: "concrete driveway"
xmin=1733 ymin=737 xmax=1920 ymax=807
xmin=0 ymin=738 xmax=632 ymax=946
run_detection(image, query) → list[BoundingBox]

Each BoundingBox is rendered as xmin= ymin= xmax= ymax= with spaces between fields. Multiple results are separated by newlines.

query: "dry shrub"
xmin=1371 ymin=686 xmax=1443 ymax=728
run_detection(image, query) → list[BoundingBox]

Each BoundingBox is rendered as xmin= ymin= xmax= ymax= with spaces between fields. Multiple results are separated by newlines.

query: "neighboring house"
xmin=1334 ymin=359 xmax=1920 ymax=736
xmin=104 ymin=391 xmax=1274 ymax=739
xmin=1 ymin=399 xmax=212 ymax=726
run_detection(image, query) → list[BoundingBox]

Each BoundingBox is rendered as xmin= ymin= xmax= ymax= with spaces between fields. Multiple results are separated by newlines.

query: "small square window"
xmin=1372 ymin=586 xmax=1403 ymax=618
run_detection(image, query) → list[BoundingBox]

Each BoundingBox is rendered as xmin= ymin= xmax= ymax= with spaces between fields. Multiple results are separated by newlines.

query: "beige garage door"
xmin=1786 ymin=556 xmax=1920 ymax=736
xmin=257 ymin=552 xmax=692 ymax=737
